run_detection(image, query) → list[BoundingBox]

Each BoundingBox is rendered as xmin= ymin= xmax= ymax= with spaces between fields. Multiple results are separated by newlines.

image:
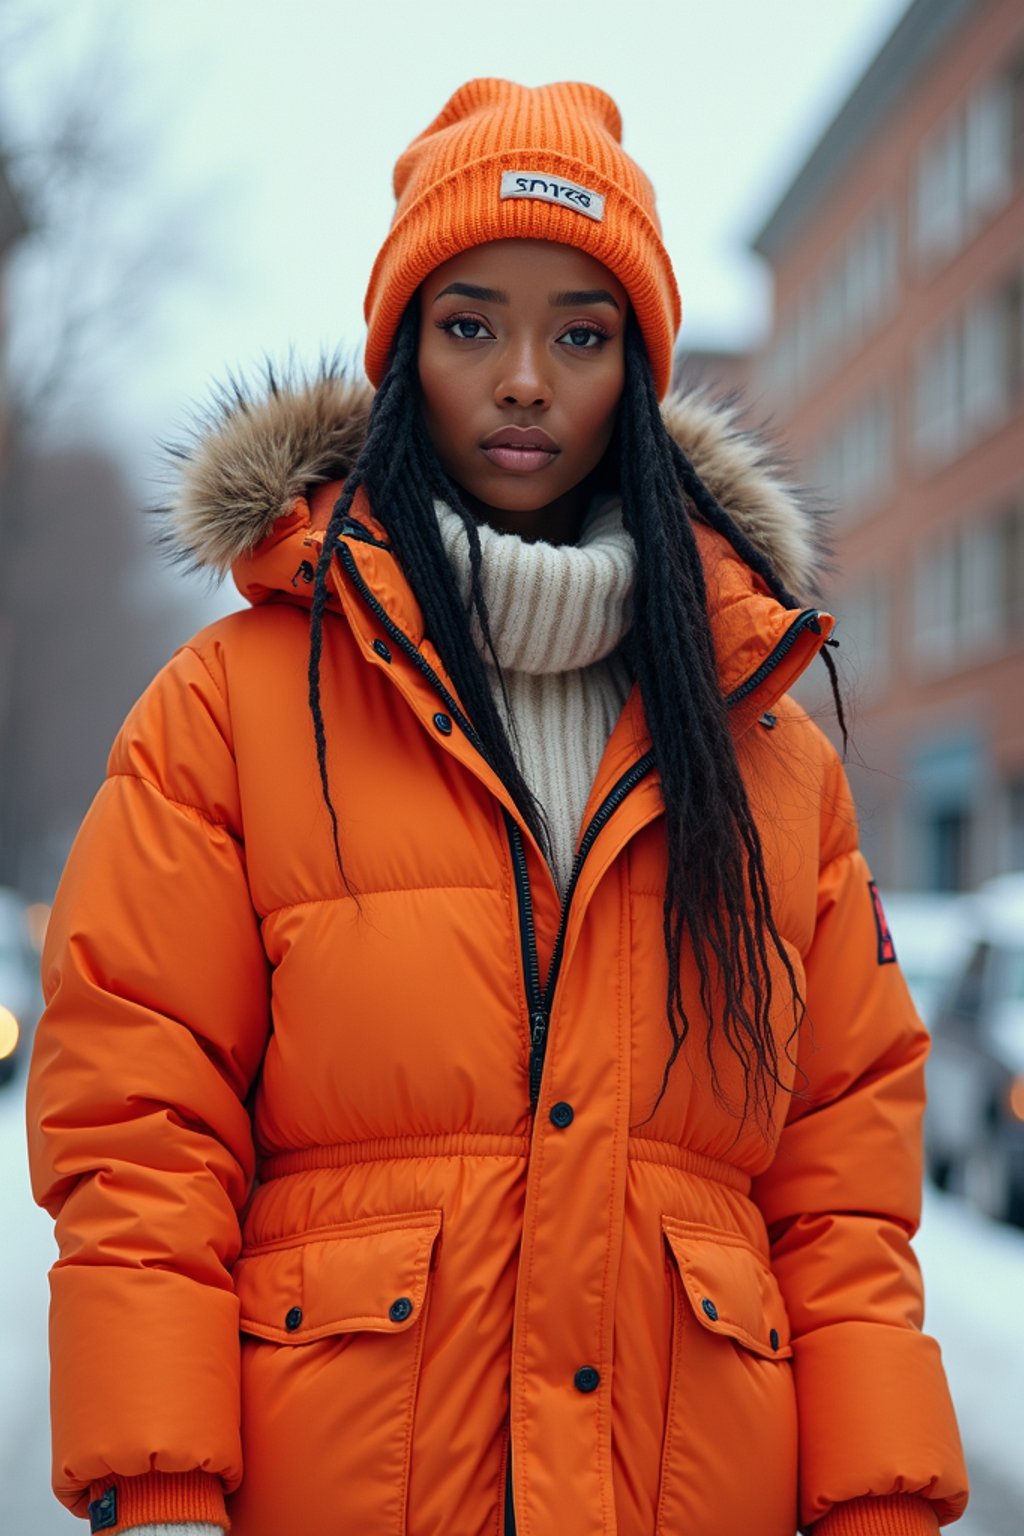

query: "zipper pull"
xmin=529 ymin=1011 xmax=548 ymax=1106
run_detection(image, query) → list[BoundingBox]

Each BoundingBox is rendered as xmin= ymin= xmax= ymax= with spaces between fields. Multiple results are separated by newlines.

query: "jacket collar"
xmin=158 ymin=361 xmax=835 ymax=723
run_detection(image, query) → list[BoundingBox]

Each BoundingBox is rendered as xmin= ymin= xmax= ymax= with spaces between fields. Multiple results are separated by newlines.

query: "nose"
xmin=494 ymin=337 xmax=551 ymax=410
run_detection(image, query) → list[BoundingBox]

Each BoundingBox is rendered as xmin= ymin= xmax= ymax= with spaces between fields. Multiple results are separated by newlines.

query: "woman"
xmin=27 ymin=79 xmax=968 ymax=1536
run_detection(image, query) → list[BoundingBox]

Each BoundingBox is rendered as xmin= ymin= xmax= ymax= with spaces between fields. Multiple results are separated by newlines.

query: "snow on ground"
xmin=0 ymin=1073 xmax=77 ymax=1531
xmin=1 ymin=1079 xmax=1022 ymax=1533
xmin=916 ymin=1185 xmax=1024 ymax=1535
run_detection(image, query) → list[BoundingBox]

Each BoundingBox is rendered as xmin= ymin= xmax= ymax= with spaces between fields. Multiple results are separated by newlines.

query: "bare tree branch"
xmin=1 ymin=0 xmax=204 ymax=439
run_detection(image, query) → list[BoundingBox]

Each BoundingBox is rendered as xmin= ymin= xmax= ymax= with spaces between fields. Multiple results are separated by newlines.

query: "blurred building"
xmin=0 ymin=144 xmax=195 ymax=900
xmin=751 ymin=0 xmax=1024 ymax=891
xmin=671 ymin=345 xmax=753 ymax=403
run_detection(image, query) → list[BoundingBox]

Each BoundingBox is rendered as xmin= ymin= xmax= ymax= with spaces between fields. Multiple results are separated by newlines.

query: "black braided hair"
xmin=309 ymin=304 xmax=844 ymax=1129
xmin=308 ymin=305 xmax=551 ymax=887
xmin=617 ymin=316 xmax=845 ymax=1127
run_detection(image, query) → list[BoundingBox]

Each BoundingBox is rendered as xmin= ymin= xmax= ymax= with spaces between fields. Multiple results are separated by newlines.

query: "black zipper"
xmin=335 ymin=539 xmax=490 ymax=758
xmin=504 ymin=1434 xmax=516 ymax=1535
xmin=723 ymin=608 xmax=821 ymax=707
xmin=504 ymin=811 xmax=548 ymax=1104
xmin=338 ymin=515 xmax=392 ymax=550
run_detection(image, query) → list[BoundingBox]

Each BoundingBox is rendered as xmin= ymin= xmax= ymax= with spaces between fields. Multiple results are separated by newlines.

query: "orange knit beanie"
xmin=363 ymin=78 xmax=681 ymax=397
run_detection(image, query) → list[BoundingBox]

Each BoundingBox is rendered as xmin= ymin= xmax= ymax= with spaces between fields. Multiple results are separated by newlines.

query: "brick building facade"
xmin=750 ymin=0 xmax=1024 ymax=890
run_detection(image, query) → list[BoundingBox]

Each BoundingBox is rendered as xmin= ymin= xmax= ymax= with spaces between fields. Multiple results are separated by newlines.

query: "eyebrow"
xmin=434 ymin=283 xmax=508 ymax=303
xmin=433 ymin=282 xmax=620 ymax=311
xmin=550 ymin=289 xmax=620 ymax=310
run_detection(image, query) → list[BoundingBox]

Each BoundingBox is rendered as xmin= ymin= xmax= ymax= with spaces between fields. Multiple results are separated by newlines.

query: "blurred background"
xmin=1 ymin=0 xmax=1022 ymax=1530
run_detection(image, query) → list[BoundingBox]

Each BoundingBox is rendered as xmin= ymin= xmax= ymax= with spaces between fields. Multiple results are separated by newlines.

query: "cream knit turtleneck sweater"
xmin=435 ymin=493 xmax=637 ymax=895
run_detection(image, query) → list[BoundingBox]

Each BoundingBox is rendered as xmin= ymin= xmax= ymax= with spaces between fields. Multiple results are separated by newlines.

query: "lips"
xmin=480 ymin=425 xmax=560 ymax=474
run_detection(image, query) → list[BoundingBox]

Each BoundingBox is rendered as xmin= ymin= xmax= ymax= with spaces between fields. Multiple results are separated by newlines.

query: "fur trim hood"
xmin=158 ymin=361 xmax=829 ymax=599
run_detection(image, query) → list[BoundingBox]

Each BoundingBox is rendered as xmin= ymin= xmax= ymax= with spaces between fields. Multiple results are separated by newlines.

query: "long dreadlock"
xmin=307 ymin=307 xmax=551 ymax=875
xmin=309 ymin=304 xmax=844 ymax=1129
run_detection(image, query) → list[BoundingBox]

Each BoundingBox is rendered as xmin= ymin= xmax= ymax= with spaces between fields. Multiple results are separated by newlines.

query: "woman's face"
xmin=417 ymin=239 xmax=627 ymax=544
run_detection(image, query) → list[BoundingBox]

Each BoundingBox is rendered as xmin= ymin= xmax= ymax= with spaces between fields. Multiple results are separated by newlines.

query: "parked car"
xmin=0 ymin=888 xmax=43 ymax=1087
xmin=924 ymin=873 xmax=1024 ymax=1226
xmin=880 ymin=891 xmax=971 ymax=1030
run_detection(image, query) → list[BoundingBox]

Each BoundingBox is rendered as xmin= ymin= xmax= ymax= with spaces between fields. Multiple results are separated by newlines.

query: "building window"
xmin=760 ymin=202 xmax=899 ymax=406
xmin=965 ymin=78 xmax=1014 ymax=218
xmin=1009 ymin=265 xmax=1024 ymax=396
xmin=840 ymin=204 xmax=899 ymax=347
xmin=997 ymin=499 xmax=1024 ymax=631
xmin=909 ymin=734 xmax=983 ymax=889
xmin=914 ymin=116 xmax=965 ymax=265
xmin=913 ymin=272 xmax=1024 ymax=470
xmin=928 ymin=806 xmax=971 ymax=892
xmin=1012 ymin=49 xmax=1024 ymax=167
xmin=811 ymin=390 xmax=894 ymax=519
xmin=961 ymin=519 xmax=1000 ymax=650
xmin=912 ymin=538 xmax=957 ymax=668
xmin=914 ymin=75 xmax=1019 ymax=270
xmin=913 ymin=75 xmax=1014 ymax=271
xmin=913 ymin=321 xmax=960 ymax=465
xmin=963 ymin=289 xmax=1010 ymax=432
xmin=910 ymin=501 xmax=1019 ymax=674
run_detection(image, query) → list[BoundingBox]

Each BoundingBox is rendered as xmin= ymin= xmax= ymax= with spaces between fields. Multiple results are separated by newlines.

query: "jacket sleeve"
xmin=751 ymin=731 xmax=969 ymax=1533
xmin=25 ymin=640 xmax=271 ymax=1526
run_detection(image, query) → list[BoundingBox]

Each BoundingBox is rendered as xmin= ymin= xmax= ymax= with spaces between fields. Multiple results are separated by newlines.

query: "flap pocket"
xmin=662 ymin=1215 xmax=792 ymax=1360
xmin=234 ymin=1207 xmax=442 ymax=1344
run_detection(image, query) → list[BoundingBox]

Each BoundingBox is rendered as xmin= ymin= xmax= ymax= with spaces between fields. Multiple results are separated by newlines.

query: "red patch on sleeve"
xmin=868 ymin=881 xmax=897 ymax=965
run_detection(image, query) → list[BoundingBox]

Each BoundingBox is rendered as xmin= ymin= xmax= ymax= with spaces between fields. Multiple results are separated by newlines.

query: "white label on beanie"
xmin=500 ymin=170 xmax=605 ymax=222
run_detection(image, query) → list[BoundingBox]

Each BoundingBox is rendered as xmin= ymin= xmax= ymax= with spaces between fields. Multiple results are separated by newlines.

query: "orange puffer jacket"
xmin=27 ymin=373 xmax=968 ymax=1536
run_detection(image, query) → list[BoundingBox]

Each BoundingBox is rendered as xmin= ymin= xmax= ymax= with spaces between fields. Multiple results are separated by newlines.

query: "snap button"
xmin=284 ymin=1306 xmax=303 ymax=1331
xmin=389 ymin=1296 xmax=414 ymax=1322
xmin=372 ymin=639 xmax=392 ymax=663
xmin=701 ymin=1298 xmax=719 ymax=1322
xmin=769 ymin=1327 xmax=780 ymax=1351
xmin=549 ymin=1101 xmax=574 ymax=1128
xmin=433 ymin=712 xmax=453 ymax=735
xmin=573 ymin=1365 xmax=600 ymax=1393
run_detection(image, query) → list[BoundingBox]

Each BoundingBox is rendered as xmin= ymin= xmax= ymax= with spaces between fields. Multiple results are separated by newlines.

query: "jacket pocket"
xmin=655 ymin=1215 xmax=798 ymax=1536
xmin=228 ymin=1208 xmax=442 ymax=1536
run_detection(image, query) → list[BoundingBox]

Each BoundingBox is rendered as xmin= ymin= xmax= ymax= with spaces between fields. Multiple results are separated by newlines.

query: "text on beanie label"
xmin=499 ymin=170 xmax=605 ymax=222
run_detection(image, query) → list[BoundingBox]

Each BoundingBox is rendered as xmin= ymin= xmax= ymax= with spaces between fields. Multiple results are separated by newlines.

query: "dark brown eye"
xmin=438 ymin=315 xmax=494 ymax=341
xmin=561 ymin=326 xmax=604 ymax=349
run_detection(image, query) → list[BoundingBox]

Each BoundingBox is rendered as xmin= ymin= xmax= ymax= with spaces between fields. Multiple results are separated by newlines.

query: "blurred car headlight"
xmin=0 ymin=1005 xmax=20 ymax=1061
xmin=1008 ymin=1075 xmax=1024 ymax=1124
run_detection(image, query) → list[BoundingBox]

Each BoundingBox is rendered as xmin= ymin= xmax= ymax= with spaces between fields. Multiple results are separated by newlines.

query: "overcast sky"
xmin=4 ymin=0 xmax=909 ymax=482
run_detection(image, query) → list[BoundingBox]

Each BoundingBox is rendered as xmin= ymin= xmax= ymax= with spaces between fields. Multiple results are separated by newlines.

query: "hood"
xmin=157 ymin=360 xmax=830 ymax=600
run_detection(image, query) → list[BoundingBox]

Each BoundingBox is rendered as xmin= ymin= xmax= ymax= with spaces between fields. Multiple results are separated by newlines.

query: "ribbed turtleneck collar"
xmin=434 ymin=493 xmax=636 ymax=675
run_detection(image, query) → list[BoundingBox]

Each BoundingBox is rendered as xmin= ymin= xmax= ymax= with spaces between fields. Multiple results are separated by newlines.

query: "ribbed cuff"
xmin=123 ymin=1526 xmax=222 ymax=1535
xmin=87 ymin=1472 xmax=228 ymax=1533
xmin=812 ymin=1494 xmax=940 ymax=1536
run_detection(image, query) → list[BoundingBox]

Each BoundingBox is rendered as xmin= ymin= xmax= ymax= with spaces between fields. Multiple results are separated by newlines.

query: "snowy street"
xmin=1 ymin=1077 xmax=1020 ymax=1534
